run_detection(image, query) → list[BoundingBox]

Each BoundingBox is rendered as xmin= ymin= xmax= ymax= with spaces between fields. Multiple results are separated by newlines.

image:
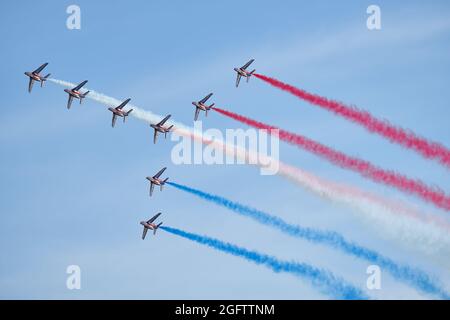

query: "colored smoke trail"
xmin=160 ymin=225 xmax=368 ymax=299
xmin=182 ymin=129 xmax=450 ymax=258
xmin=167 ymin=181 xmax=450 ymax=299
xmin=277 ymin=164 xmax=450 ymax=262
xmin=254 ymin=73 xmax=450 ymax=168
xmin=212 ymin=107 xmax=450 ymax=211
xmin=48 ymin=78 xmax=450 ymax=259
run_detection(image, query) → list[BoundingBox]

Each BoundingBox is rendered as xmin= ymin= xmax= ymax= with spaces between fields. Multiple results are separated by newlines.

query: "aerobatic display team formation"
xmin=24 ymin=59 xmax=450 ymax=299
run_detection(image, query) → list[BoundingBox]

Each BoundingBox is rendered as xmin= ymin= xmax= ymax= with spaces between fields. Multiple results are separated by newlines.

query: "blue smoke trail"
xmin=160 ymin=225 xmax=368 ymax=299
xmin=167 ymin=181 xmax=449 ymax=299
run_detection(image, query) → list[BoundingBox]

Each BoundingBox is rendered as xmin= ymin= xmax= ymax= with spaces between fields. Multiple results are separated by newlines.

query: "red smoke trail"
xmin=212 ymin=107 xmax=450 ymax=211
xmin=253 ymin=73 xmax=450 ymax=168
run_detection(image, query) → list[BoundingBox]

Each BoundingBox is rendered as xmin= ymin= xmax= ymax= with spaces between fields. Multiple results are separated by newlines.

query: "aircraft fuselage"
xmin=151 ymin=124 xmax=169 ymax=133
xmin=140 ymin=221 xmax=158 ymax=230
xmin=146 ymin=176 xmax=163 ymax=185
xmin=109 ymin=107 xmax=126 ymax=117
xmin=192 ymin=101 xmax=208 ymax=111
xmin=64 ymin=88 xmax=82 ymax=99
xmin=25 ymin=72 xmax=44 ymax=82
xmin=234 ymin=67 xmax=251 ymax=77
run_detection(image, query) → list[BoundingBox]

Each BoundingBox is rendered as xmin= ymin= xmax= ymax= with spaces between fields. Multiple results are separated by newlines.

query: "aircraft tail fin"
xmin=247 ymin=69 xmax=256 ymax=82
xmin=164 ymin=126 xmax=173 ymax=138
xmin=41 ymin=74 xmax=51 ymax=87
xmin=123 ymin=109 xmax=133 ymax=123
xmin=79 ymin=91 xmax=90 ymax=104
xmin=160 ymin=177 xmax=168 ymax=190
xmin=206 ymin=103 xmax=214 ymax=117
xmin=154 ymin=222 xmax=163 ymax=235
xmin=161 ymin=178 xmax=169 ymax=190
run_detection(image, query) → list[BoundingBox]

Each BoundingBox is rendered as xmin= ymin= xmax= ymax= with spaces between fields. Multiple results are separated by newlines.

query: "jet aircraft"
xmin=191 ymin=93 xmax=214 ymax=121
xmin=108 ymin=98 xmax=133 ymax=127
xmin=24 ymin=63 xmax=51 ymax=93
xmin=64 ymin=80 xmax=90 ymax=109
xmin=146 ymin=167 xmax=168 ymax=197
xmin=150 ymin=114 xmax=173 ymax=144
xmin=140 ymin=213 xmax=163 ymax=239
xmin=234 ymin=59 xmax=255 ymax=87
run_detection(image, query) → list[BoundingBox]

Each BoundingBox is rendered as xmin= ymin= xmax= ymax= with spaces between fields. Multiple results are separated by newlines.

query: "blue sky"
xmin=0 ymin=1 xmax=449 ymax=299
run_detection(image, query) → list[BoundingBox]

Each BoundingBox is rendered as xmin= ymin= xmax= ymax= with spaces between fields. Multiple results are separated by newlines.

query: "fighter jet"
xmin=150 ymin=114 xmax=173 ymax=144
xmin=146 ymin=167 xmax=168 ymax=197
xmin=64 ymin=80 xmax=90 ymax=109
xmin=234 ymin=59 xmax=255 ymax=87
xmin=24 ymin=63 xmax=51 ymax=93
xmin=192 ymin=93 xmax=215 ymax=121
xmin=140 ymin=213 xmax=163 ymax=239
xmin=108 ymin=98 xmax=133 ymax=127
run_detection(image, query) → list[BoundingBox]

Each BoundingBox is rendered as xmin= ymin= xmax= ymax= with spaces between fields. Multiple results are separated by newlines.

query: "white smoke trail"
xmin=190 ymin=129 xmax=450 ymax=263
xmin=49 ymin=78 xmax=450 ymax=262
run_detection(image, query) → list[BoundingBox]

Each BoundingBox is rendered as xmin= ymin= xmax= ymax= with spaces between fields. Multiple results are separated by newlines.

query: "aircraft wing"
xmin=153 ymin=167 xmax=167 ymax=179
xmin=150 ymin=182 xmax=155 ymax=196
xmin=157 ymin=114 xmax=171 ymax=126
xmin=147 ymin=212 xmax=162 ymax=224
xmin=116 ymin=98 xmax=131 ymax=110
xmin=33 ymin=62 xmax=48 ymax=74
xmin=153 ymin=129 xmax=158 ymax=144
xmin=142 ymin=227 xmax=148 ymax=240
xmin=72 ymin=80 xmax=88 ymax=91
xmin=28 ymin=78 xmax=34 ymax=93
xmin=67 ymin=95 xmax=74 ymax=109
xmin=199 ymin=93 xmax=213 ymax=104
xmin=235 ymin=74 xmax=241 ymax=87
xmin=241 ymin=59 xmax=254 ymax=70
xmin=112 ymin=114 xmax=117 ymax=127
xmin=194 ymin=107 xmax=200 ymax=121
